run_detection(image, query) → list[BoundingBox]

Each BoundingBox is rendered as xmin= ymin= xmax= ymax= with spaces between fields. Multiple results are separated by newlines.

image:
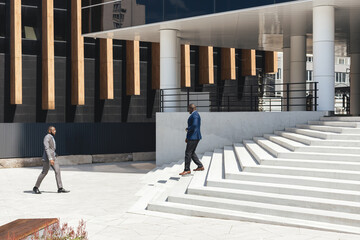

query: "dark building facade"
xmin=0 ymin=0 xmax=158 ymax=158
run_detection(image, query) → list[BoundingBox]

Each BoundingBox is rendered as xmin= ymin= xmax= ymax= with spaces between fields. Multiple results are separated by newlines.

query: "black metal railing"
xmin=159 ymin=82 xmax=318 ymax=112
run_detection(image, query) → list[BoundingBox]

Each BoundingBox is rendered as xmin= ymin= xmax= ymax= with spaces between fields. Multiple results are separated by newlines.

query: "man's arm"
xmin=187 ymin=115 xmax=199 ymax=133
xmin=44 ymin=135 xmax=55 ymax=161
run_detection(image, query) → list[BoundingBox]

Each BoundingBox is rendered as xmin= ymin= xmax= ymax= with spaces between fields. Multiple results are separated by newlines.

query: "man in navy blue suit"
xmin=179 ymin=104 xmax=204 ymax=176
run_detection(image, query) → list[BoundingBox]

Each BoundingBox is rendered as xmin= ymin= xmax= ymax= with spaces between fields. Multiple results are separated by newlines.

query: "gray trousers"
xmin=35 ymin=160 xmax=63 ymax=189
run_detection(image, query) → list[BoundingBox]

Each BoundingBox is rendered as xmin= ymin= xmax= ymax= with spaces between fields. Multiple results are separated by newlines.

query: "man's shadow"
xmin=23 ymin=190 xmax=58 ymax=194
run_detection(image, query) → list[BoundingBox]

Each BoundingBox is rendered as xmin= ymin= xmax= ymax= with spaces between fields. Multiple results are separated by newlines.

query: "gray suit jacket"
xmin=42 ymin=133 xmax=56 ymax=162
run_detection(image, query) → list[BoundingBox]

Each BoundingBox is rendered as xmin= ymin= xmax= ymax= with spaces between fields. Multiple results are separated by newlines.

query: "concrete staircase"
xmin=134 ymin=116 xmax=360 ymax=234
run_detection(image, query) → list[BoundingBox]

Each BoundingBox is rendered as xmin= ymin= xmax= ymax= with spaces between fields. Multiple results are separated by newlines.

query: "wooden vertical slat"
xmin=199 ymin=46 xmax=214 ymax=85
xmin=241 ymin=49 xmax=256 ymax=76
xmin=71 ymin=0 xmax=85 ymax=105
xmin=10 ymin=0 xmax=22 ymax=105
xmin=126 ymin=40 xmax=140 ymax=95
xmin=151 ymin=42 xmax=160 ymax=90
xmin=265 ymin=51 xmax=278 ymax=74
xmin=99 ymin=38 xmax=114 ymax=99
xmin=181 ymin=44 xmax=191 ymax=87
xmin=42 ymin=0 xmax=55 ymax=109
xmin=221 ymin=48 xmax=236 ymax=80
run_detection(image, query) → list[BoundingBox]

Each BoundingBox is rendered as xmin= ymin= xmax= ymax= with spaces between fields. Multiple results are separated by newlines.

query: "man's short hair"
xmin=189 ymin=104 xmax=196 ymax=109
xmin=48 ymin=126 xmax=55 ymax=132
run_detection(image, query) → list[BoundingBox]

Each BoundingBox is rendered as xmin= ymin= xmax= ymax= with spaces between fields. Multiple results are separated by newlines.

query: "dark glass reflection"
xmin=22 ymin=0 xmax=39 ymax=7
xmin=54 ymin=0 xmax=67 ymax=10
xmin=54 ymin=10 xmax=67 ymax=41
xmin=82 ymin=0 xmax=298 ymax=34
xmin=22 ymin=6 xmax=40 ymax=40
xmin=82 ymin=0 xmax=121 ymax=7
xmin=0 ymin=4 xmax=5 ymax=37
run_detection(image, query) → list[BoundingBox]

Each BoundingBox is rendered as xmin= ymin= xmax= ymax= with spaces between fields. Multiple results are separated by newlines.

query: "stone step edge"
xmin=147 ymin=201 xmax=360 ymax=235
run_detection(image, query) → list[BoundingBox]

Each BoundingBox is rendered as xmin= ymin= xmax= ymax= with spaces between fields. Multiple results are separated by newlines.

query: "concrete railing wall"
xmin=156 ymin=111 xmax=325 ymax=166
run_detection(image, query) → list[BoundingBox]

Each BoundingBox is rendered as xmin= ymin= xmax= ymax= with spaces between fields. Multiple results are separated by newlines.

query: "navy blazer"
xmin=187 ymin=111 xmax=202 ymax=140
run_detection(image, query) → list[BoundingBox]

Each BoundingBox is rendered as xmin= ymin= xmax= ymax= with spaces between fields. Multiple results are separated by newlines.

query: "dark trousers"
xmin=184 ymin=140 xmax=203 ymax=171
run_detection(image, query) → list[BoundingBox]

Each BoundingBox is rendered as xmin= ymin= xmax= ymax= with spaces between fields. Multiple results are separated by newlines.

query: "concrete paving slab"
xmin=0 ymin=161 xmax=359 ymax=240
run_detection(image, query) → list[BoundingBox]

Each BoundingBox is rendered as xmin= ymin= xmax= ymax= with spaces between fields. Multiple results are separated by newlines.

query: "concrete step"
xmin=286 ymin=128 xmax=360 ymax=141
xmin=223 ymin=146 xmax=241 ymax=176
xmin=264 ymin=134 xmax=306 ymax=151
xmin=297 ymin=124 xmax=360 ymax=134
xmin=320 ymin=116 xmax=360 ymax=122
xmin=261 ymin=158 xmax=360 ymax=171
xmin=266 ymin=134 xmax=360 ymax=154
xmin=233 ymin=143 xmax=258 ymax=170
xmin=226 ymin=171 xmax=360 ymax=191
xmin=253 ymin=137 xmax=290 ymax=158
xmin=188 ymin=153 xmax=213 ymax=189
xmin=206 ymin=149 xmax=223 ymax=181
xmin=276 ymin=130 xmax=360 ymax=147
xmin=244 ymin=165 xmax=360 ymax=181
xmin=147 ymin=201 xmax=360 ymax=235
xmin=168 ymin=193 xmax=360 ymax=227
xmin=309 ymin=120 xmax=360 ymax=128
xmin=188 ymin=186 xmax=360 ymax=214
xmin=253 ymin=137 xmax=360 ymax=162
xmin=243 ymin=140 xmax=272 ymax=163
xmin=206 ymin=178 xmax=360 ymax=202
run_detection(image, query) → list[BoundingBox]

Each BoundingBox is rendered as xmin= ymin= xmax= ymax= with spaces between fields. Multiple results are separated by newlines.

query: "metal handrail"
xmin=159 ymin=82 xmax=319 ymax=112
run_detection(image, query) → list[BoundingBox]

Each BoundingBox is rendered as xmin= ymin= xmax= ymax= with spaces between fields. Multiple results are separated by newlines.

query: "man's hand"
xmin=185 ymin=138 xmax=188 ymax=143
xmin=50 ymin=160 xmax=55 ymax=166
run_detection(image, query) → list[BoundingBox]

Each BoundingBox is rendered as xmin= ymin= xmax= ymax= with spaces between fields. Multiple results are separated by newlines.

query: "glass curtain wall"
xmin=82 ymin=0 xmax=298 ymax=34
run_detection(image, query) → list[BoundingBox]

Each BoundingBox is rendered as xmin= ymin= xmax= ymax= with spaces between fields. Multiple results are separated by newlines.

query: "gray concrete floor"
xmin=0 ymin=161 xmax=359 ymax=240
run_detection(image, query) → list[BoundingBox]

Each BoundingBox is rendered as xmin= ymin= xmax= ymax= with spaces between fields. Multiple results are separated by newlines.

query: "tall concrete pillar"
xmin=350 ymin=9 xmax=360 ymax=116
xmin=160 ymin=29 xmax=180 ymax=112
xmin=313 ymin=2 xmax=335 ymax=112
xmin=290 ymin=36 xmax=306 ymax=111
xmin=289 ymin=13 xmax=306 ymax=111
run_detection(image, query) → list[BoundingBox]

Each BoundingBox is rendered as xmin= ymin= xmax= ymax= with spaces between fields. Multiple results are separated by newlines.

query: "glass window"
xmin=338 ymin=58 xmax=345 ymax=65
xmin=307 ymin=70 xmax=313 ymax=81
xmin=0 ymin=4 xmax=5 ymax=37
xmin=54 ymin=10 xmax=67 ymax=41
xmin=22 ymin=6 xmax=40 ymax=40
xmin=54 ymin=0 xmax=67 ymax=10
xmin=276 ymin=68 xmax=282 ymax=80
xmin=22 ymin=0 xmax=39 ymax=7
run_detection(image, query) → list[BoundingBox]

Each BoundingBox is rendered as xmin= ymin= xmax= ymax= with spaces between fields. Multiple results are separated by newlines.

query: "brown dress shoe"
xmin=179 ymin=171 xmax=191 ymax=176
xmin=193 ymin=167 xmax=205 ymax=171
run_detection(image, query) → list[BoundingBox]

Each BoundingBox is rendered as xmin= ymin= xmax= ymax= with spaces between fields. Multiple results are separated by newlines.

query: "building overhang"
xmin=82 ymin=0 xmax=360 ymax=56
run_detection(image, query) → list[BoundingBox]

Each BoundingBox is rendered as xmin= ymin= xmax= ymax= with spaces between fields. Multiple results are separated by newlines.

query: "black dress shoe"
xmin=58 ymin=188 xmax=70 ymax=193
xmin=33 ymin=187 xmax=41 ymax=194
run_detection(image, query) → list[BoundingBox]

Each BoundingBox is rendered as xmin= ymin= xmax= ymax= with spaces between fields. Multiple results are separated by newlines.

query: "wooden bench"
xmin=0 ymin=218 xmax=59 ymax=240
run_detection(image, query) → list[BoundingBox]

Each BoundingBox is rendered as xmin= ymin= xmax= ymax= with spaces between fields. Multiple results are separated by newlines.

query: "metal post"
xmin=270 ymin=98 xmax=272 ymax=112
xmin=228 ymin=96 xmax=230 ymax=112
xmin=250 ymin=85 xmax=253 ymax=111
xmin=217 ymin=88 xmax=220 ymax=112
xmin=161 ymin=89 xmax=164 ymax=112
xmin=314 ymin=82 xmax=318 ymax=111
xmin=187 ymin=88 xmax=190 ymax=108
xmin=286 ymin=83 xmax=290 ymax=111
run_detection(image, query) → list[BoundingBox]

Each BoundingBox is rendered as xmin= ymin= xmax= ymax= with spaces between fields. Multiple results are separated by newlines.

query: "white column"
xmin=350 ymin=10 xmax=360 ymax=116
xmin=290 ymin=36 xmax=306 ymax=111
xmin=313 ymin=4 xmax=335 ymax=112
xmin=160 ymin=29 xmax=180 ymax=112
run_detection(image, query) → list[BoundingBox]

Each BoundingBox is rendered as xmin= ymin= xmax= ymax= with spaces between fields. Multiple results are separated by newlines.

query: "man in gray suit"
xmin=33 ymin=126 xmax=69 ymax=194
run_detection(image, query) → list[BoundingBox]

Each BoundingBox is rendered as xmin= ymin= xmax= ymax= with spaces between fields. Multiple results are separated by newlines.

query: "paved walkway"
xmin=0 ymin=161 xmax=359 ymax=240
